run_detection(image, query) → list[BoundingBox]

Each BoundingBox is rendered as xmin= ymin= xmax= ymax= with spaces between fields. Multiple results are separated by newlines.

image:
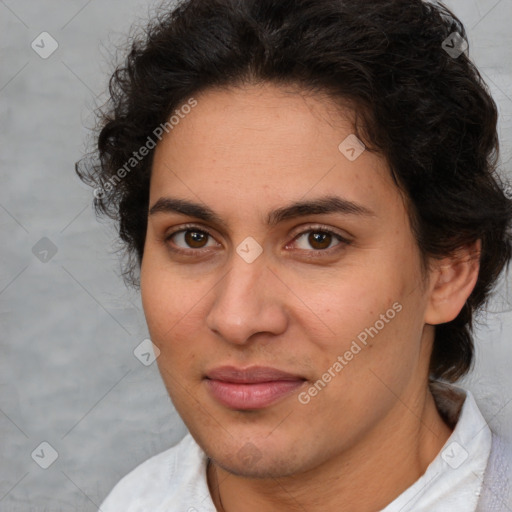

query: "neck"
xmin=207 ymin=385 xmax=453 ymax=512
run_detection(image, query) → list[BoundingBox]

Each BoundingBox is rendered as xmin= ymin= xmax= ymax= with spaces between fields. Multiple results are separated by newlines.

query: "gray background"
xmin=1 ymin=0 xmax=511 ymax=510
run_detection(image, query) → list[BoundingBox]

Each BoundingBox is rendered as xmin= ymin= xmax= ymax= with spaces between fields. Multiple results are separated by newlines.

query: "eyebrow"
xmin=148 ymin=195 xmax=375 ymax=227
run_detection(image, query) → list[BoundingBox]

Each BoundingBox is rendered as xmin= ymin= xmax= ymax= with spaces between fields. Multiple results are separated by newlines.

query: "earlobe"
xmin=424 ymin=240 xmax=481 ymax=325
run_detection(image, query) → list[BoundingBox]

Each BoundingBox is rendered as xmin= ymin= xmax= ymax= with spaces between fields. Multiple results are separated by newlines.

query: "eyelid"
xmin=287 ymin=223 xmax=352 ymax=243
xmin=165 ymin=223 xmax=216 ymax=238
xmin=164 ymin=223 xmax=221 ymax=252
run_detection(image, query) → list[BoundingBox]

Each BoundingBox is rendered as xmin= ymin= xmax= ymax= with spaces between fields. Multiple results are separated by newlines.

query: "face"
xmin=140 ymin=83 xmax=436 ymax=478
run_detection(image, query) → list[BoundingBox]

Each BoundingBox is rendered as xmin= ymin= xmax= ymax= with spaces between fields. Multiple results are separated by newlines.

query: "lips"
xmin=204 ymin=365 xmax=306 ymax=410
xmin=206 ymin=365 xmax=304 ymax=383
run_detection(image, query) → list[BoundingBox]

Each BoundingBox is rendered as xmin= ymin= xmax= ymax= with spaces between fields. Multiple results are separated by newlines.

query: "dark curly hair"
xmin=76 ymin=0 xmax=512 ymax=382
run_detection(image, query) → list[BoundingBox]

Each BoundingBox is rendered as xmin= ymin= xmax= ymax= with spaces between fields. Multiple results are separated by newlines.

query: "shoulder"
xmin=477 ymin=430 xmax=512 ymax=511
xmin=99 ymin=433 xmax=215 ymax=512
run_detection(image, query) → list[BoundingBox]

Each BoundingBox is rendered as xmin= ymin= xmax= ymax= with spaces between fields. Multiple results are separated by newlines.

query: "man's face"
xmin=140 ymin=83 xmax=435 ymax=478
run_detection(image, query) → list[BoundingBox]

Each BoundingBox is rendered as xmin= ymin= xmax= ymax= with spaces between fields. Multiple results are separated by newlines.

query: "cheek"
xmin=296 ymin=279 xmax=423 ymax=428
xmin=290 ymin=259 xmax=408 ymax=342
xmin=140 ymin=269 xmax=206 ymax=402
xmin=140 ymin=250 xmax=179 ymax=342
xmin=140 ymin=253 xmax=215 ymax=359
xmin=299 ymin=254 xmax=425 ymax=379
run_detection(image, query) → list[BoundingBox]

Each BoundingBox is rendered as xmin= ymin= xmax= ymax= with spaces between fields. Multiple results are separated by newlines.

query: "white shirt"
xmin=100 ymin=382 xmax=492 ymax=511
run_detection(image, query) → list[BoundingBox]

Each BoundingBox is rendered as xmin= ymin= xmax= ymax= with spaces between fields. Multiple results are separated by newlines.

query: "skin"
xmin=140 ymin=82 xmax=480 ymax=511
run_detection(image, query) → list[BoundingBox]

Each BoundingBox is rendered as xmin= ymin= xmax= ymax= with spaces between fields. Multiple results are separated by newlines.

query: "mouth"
xmin=204 ymin=365 xmax=307 ymax=410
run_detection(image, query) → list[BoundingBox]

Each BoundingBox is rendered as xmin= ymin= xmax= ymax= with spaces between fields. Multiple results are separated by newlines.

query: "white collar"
xmin=380 ymin=381 xmax=492 ymax=511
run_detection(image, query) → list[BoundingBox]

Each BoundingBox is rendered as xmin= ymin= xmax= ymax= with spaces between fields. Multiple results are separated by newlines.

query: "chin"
xmin=214 ymin=450 xmax=306 ymax=479
xmin=201 ymin=432 xmax=314 ymax=479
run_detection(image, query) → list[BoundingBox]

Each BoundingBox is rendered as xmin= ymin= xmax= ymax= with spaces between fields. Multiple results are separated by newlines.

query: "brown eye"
xmin=308 ymin=232 xmax=332 ymax=250
xmin=291 ymin=228 xmax=347 ymax=252
xmin=184 ymin=230 xmax=209 ymax=248
xmin=166 ymin=228 xmax=218 ymax=251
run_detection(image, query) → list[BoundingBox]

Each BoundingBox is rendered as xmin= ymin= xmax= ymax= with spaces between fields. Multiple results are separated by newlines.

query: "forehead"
xmin=156 ymin=83 xmax=358 ymax=160
xmin=149 ymin=83 xmax=402 ymax=224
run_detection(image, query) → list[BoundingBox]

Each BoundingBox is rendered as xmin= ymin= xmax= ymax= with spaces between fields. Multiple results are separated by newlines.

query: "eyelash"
xmin=164 ymin=223 xmax=351 ymax=258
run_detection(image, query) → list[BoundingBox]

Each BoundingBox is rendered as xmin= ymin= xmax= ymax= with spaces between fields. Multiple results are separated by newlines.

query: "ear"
xmin=424 ymin=240 xmax=481 ymax=325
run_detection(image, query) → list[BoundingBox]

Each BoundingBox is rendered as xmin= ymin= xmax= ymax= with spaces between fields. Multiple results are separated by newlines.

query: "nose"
xmin=205 ymin=251 xmax=288 ymax=345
